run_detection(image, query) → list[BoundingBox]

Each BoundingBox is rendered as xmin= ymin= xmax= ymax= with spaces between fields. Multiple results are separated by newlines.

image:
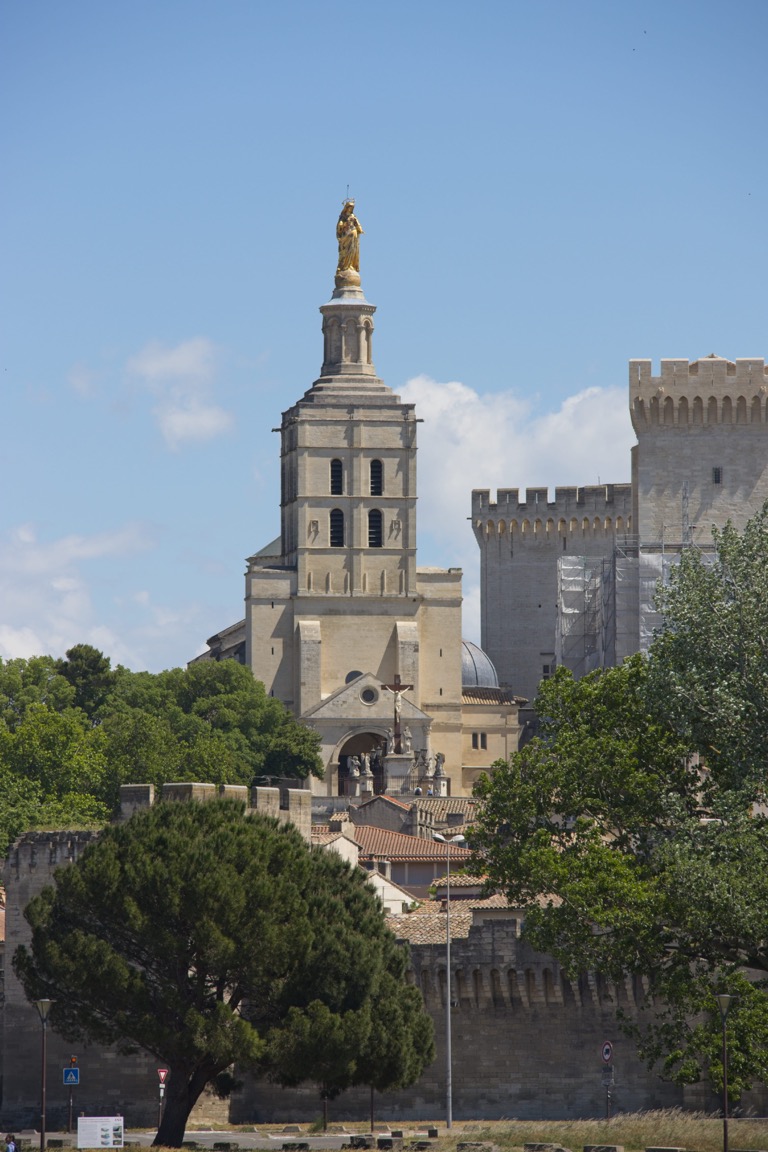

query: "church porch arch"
xmin=334 ymin=730 xmax=388 ymax=796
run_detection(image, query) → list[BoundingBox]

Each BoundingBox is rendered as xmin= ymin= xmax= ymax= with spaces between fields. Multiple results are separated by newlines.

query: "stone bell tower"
xmin=276 ymin=200 xmax=418 ymax=597
xmin=244 ymin=203 xmax=463 ymax=793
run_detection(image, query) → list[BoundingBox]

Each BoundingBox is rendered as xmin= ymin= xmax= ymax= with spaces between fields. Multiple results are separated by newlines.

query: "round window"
xmin=360 ymin=687 xmax=378 ymax=705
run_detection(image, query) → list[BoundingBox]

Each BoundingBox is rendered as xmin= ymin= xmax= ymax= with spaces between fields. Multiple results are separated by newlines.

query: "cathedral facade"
xmin=196 ymin=204 xmax=521 ymax=795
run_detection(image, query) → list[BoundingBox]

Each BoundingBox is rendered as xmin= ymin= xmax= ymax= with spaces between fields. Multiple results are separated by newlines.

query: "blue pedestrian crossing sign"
xmin=63 ymin=1068 xmax=80 ymax=1085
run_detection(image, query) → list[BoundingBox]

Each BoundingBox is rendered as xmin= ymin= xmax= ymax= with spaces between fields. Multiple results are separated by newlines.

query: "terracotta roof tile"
xmin=353 ymin=824 xmax=473 ymax=862
xmin=357 ymin=794 xmax=412 ymax=811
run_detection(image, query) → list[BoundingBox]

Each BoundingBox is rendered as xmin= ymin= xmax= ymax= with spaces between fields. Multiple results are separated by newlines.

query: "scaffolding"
xmin=555 ymin=536 xmax=682 ymax=676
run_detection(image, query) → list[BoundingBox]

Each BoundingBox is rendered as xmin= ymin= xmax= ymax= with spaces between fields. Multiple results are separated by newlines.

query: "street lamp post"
xmin=35 ymin=999 xmax=54 ymax=1152
xmin=716 ymin=994 xmax=733 ymax=1152
xmin=433 ymin=832 xmax=466 ymax=1129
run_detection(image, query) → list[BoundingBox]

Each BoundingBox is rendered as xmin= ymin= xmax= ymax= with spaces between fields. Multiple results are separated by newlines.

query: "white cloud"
xmin=400 ymin=375 xmax=635 ymax=643
xmin=68 ymin=362 xmax=98 ymax=397
xmin=154 ymin=395 xmax=233 ymax=451
xmin=126 ymin=338 xmax=215 ymax=383
xmin=0 ymin=523 xmax=152 ymax=664
xmin=126 ymin=338 xmax=233 ymax=450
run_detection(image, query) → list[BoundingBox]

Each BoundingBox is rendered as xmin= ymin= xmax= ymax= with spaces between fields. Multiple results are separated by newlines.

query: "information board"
xmin=77 ymin=1116 xmax=124 ymax=1148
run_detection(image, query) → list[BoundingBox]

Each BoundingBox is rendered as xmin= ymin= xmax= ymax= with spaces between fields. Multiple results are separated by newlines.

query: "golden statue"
xmin=336 ymin=199 xmax=364 ymax=283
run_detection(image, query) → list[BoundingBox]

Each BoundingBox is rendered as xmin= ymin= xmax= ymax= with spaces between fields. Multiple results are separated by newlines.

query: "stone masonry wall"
xmin=471 ymin=487 xmax=632 ymax=702
xmin=231 ymin=919 xmax=754 ymax=1123
xmin=1 ymin=832 xmax=160 ymax=1129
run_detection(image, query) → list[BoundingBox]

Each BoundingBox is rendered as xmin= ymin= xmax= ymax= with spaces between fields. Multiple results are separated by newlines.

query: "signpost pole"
xmin=157 ymin=1070 xmax=168 ymax=1132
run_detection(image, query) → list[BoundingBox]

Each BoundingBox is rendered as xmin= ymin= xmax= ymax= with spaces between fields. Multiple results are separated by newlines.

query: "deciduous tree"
xmin=473 ymin=643 xmax=768 ymax=1096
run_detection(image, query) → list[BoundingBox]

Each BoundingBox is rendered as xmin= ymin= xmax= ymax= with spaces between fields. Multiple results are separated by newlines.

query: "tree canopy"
xmin=14 ymin=798 xmax=433 ymax=1145
xmin=472 ymin=504 xmax=768 ymax=1100
xmin=0 ymin=646 xmax=323 ymax=854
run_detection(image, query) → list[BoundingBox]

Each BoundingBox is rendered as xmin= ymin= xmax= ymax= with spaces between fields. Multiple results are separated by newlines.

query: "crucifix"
xmin=382 ymin=673 xmax=413 ymax=754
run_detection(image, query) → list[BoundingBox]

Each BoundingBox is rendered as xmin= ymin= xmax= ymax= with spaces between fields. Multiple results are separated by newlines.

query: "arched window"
xmin=330 ymin=509 xmax=344 ymax=547
xmin=370 ymin=459 xmax=383 ymax=496
xmin=330 ymin=459 xmax=343 ymax=495
xmin=368 ymin=509 xmax=383 ymax=548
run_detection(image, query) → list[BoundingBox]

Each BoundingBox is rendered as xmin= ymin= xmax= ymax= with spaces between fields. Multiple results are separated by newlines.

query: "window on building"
xmin=368 ymin=508 xmax=383 ymax=547
xmin=370 ymin=458 xmax=383 ymax=495
xmin=472 ymin=732 xmax=487 ymax=750
xmin=542 ymin=664 xmax=552 ymax=678
xmin=330 ymin=508 xmax=344 ymax=547
xmin=472 ymin=732 xmax=478 ymax=749
xmin=481 ymin=732 xmax=487 ymax=750
xmin=330 ymin=458 xmax=343 ymax=495
xmin=713 ymin=466 xmax=722 ymax=485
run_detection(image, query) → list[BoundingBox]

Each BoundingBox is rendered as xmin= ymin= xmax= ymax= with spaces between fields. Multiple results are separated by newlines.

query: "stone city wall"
xmin=231 ymin=919 xmax=768 ymax=1122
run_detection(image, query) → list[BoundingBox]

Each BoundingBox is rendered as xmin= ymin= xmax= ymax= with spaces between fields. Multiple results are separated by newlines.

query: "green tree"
xmin=14 ymin=798 xmax=429 ymax=1146
xmin=472 ymin=653 xmax=768 ymax=1096
xmin=649 ymin=504 xmax=768 ymax=797
xmin=56 ymin=643 xmax=116 ymax=716
xmin=0 ymin=763 xmax=45 ymax=857
xmin=262 ymin=851 xmax=434 ymax=1126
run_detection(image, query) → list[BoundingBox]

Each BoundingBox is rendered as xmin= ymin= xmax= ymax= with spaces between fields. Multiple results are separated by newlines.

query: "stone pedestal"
xmin=383 ymin=753 xmax=414 ymax=794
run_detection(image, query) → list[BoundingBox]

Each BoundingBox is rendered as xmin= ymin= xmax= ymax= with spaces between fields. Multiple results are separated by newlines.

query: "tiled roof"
xmin=388 ymin=904 xmax=473 ymax=944
xmin=353 ymin=824 xmax=473 ymax=862
xmin=357 ymin=793 xmax=412 ymax=812
xmin=311 ymin=830 xmax=345 ymax=846
xmin=413 ymin=797 xmax=479 ymax=823
xmin=387 ymin=894 xmax=514 ymax=944
xmin=432 ymin=873 xmax=487 ymax=889
xmin=462 ymin=686 xmax=525 ymax=705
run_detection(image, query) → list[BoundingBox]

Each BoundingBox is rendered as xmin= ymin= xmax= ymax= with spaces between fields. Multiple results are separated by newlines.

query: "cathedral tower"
xmin=243 ymin=204 xmax=464 ymax=794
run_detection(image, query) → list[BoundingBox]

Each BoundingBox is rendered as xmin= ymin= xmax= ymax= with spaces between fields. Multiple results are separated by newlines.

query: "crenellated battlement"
xmin=471 ymin=484 xmax=633 ymax=543
xmin=630 ymin=356 xmax=768 ymax=432
xmin=405 ymin=920 xmax=650 ymax=1016
xmin=7 ymin=829 xmax=99 ymax=878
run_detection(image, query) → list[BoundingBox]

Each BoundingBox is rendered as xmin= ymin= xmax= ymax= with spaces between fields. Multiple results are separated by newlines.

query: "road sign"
xmin=601 ymin=1040 xmax=613 ymax=1064
xmin=158 ymin=1068 xmax=168 ymax=1084
xmin=64 ymin=1067 xmax=80 ymax=1085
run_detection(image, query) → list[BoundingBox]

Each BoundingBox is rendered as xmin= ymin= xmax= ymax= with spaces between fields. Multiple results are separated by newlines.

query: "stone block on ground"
xmin=523 ymin=1144 xmax=573 ymax=1152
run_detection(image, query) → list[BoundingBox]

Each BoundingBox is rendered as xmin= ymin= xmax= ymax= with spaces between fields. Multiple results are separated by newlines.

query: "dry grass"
xmin=176 ymin=1103 xmax=768 ymax=1152
xmin=449 ymin=1111 xmax=768 ymax=1152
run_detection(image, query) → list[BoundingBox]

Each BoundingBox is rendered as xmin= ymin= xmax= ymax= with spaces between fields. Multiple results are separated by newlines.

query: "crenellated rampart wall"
xmin=630 ymin=358 xmax=768 ymax=432
xmin=472 ymin=485 xmax=634 ymax=543
xmin=232 ymin=917 xmax=757 ymax=1122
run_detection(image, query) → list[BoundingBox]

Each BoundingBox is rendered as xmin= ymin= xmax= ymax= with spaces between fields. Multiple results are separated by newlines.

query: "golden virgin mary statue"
xmin=336 ymin=200 xmax=364 ymax=285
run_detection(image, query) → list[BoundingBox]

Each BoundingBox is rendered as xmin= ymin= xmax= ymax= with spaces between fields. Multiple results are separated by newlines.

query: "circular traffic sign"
xmin=601 ymin=1040 xmax=613 ymax=1064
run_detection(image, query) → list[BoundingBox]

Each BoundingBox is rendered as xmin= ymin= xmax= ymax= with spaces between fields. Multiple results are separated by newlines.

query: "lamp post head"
xmin=35 ymin=999 xmax=54 ymax=1024
xmin=716 ymin=993 xmax=734 ymax=1022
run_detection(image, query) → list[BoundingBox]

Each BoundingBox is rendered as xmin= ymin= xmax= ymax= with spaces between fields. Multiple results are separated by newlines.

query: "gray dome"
xmin=461 ymin=640 xmax=500 ymax=689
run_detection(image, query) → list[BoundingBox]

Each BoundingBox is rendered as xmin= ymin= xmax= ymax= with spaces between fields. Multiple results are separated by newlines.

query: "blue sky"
xmin=2 ymin=0 xmax=766 ymax=671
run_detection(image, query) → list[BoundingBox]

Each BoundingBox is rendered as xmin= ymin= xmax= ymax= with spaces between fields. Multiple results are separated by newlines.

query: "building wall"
xmin=630 ymin=357 xmax=768 ymax=546
xmin=474 ymin=355 xmax=768 ymax=701
xmin=471 ymin=486 xmax=633 ymax=702
xmin=2 ymin=833 xmax=160 ymax=1129
xmin=231 ymin=918 xmax=759 ymax=1122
